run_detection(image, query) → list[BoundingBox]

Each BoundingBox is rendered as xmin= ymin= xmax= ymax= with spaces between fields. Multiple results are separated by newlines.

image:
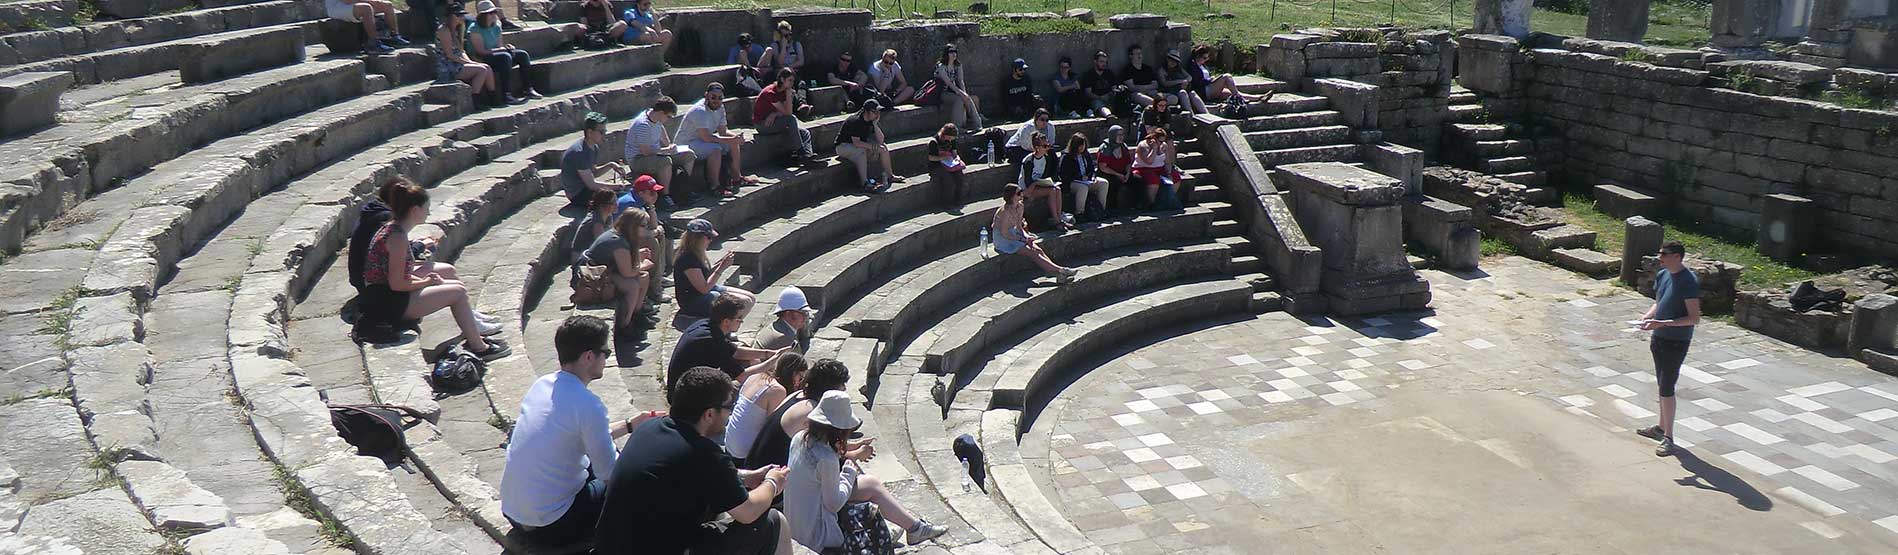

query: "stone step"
xmin=1214 ymin=234 xmax=1260 ymax=256
xmin=1446 ymin=123 xmax=1506 ymax=141
xmin=527 ymin=42 xmax=668 ymax=94
xmin=1496 ymin=170 xmax=1546 ymax=187
xmin=466 ymin=63 xmax=728 ymax=149
xmin=1471 ymin=139 xmax=1531 ymax=158
xmin=0 ymin=1 xmax=314 ymax=67
xmin=835 ymin=203 xmax=1226 ymax=347
xmin=1479 ymin=155 xmax=1535 ymax=174
xmin=1 ymin=57 xmax=366 ymax=258
xmin=1251 ymin=290 xmax=1286 ymax=312
xmin=1210 ymin=218 xmax=1244 ymax=236
xmin=1238 ymin=271 xmax=1277 ymax=292
xmin=1447 ymin=90 xmax=1478 ymax=104
xmin=1447 ymin=103 xmax=1485 ymax=123
xmin=0 ymin=21 xmax=314 ymax=86
xmin=1256 ymin=144 xmax=1360 ymax=168
xmin=1243 ymin=125 xmax=1353 ymax=151
xmin=1551 ymin=247 xmax=1618 ymax=277
xmin=500 ymin=21 xmax=584 ymax=57
xmin=1231 ymin=74 xmax=1293 ymax=95
xmin=1231 ymin=253 xmax=1268 ymax=274
xmin=917 ymin=241 xmax=1235 ymax=376
xmin=1232 ymin=92 xmax=1331 ymax=118
xmin=779 ymin=198 xmax=1001 ymax=325
xmin=1233 ymin=109 xmax=1343 ymax=132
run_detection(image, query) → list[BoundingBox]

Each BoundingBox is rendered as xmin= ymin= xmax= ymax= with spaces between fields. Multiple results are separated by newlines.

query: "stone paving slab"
xmin=1027 ymin=256 xmax=1898 ymax=552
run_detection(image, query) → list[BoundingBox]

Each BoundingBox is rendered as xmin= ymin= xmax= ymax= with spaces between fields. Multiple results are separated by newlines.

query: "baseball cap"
xmin=583 ymin=111 xmax=608 ymax=130
xmin=1012 ymin=58 xmax=1028 ymax=70
xmin=633 ymin=174 xmax=663 ymax=193
xmin=685 ymin=218 xmax=718 ymax=238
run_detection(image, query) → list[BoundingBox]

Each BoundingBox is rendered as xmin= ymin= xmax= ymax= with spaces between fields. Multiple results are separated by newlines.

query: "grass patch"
xmin=487 ymin=413 xmax=513 ymax=434
xmin=73 ymin=1 xmax=98 ymax=26
xmin=1556 ymin=192 xmax=1819 ymax=290
xmin=246 ymin=236 xmax=267 ymax=257
xmin=274 ymin=462 xmax=355 ymax=550
xmin=736 ymin=0 xmax=1710 ymax=52
xmin=38 ymin=286 xmax=85 ymax=350
xmin=0 ymin=385 xmax=74 ymax=406
xmin=220 ymin=275 xmax=243 ymax=291
xmin=978 ymin=16 xmax=1092 ymax=36
xmin=86 ymin=446 xmax=128 ymax=489
xmin=21 ymin=17 xmax=49 ymax=31
xmin=1617 ymin=49 xmax=1656 ymax=64
xmin=1480 ymin=235 xmax=1517 ymax=258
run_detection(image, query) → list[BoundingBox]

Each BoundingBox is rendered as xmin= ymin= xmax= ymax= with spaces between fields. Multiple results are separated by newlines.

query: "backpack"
xmin=329 ymin=404 xmax=428 ymax=466
xmin=570 ymin=263 xmax=619 ymax=306
xmin=428 ymin=347 xmax=488 ymax=397
xmin=351 ymin=316 xmax=405 ymax=344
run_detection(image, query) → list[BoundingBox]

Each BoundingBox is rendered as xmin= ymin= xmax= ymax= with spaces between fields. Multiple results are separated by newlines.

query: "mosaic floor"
xmin=1028 ymin=257 xmax=1898 ymax=553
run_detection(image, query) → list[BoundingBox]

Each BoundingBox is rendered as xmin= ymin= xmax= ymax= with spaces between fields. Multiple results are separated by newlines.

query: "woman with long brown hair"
xmin=672 ymin=218 xmax=756 ymax=318
xmin=362 ymin=179 xmax=510 ymax=359
xmin=726 ymin=352 xmax=809 ymax=467
xmin=580 ymin=207 xmax=657 ymax=335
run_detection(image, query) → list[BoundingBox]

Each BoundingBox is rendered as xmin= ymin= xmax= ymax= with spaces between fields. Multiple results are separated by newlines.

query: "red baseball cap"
xmin=634 ymin=174 xmax=664 ymax=193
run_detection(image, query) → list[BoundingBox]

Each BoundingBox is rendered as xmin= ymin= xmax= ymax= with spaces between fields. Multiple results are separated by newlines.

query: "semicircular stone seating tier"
xmin=0 ymin=5 xmax=1357 ymax=552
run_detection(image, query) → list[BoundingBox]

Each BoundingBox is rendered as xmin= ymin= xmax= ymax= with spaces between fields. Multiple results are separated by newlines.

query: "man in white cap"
xmin=753 ymin=287 xmax=815 ymax=352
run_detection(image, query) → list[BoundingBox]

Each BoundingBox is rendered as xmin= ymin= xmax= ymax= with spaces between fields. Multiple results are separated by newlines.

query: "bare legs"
xmin=614 ymin=275 xmax=649 ymax=328
xmin=849 ymin=474 xmax=919 ymax=531
xmin=404 ymin=282 xmax=490 ymax=351
xmin=1658 ymin=395 xmax=1676 ymax=439
xmin=457 ymin=63 xmax=496 ymax=94
xmin=1013 ymin=242 xmax=1069 ymax=275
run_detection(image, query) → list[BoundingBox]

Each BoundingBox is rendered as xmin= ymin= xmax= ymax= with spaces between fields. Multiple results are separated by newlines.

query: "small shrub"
xmin=1617 ymin=49 xmax=1656 ymax=64
xmin=73 ymin=1 xmax=98 ymax=26
xmin=1480 ymin=236 xmax=1518 ymax=257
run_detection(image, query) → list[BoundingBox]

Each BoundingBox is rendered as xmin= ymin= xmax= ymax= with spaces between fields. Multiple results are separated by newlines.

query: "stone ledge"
xmin=178 ymin=25 xmax=303 ymax=84
xmin=0 ymin=71 xmax=71 ymax=138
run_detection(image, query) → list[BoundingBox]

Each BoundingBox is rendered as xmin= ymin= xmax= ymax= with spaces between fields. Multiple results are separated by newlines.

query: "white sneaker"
xmin=906 ymin=520 xmax=949 ymax=546
xmin=477 ymin=319 xmax=505 ymax=337
xmin=474 ymin=310 xmax=500 ymax=325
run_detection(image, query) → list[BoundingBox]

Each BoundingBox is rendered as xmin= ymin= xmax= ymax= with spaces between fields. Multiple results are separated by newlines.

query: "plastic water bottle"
xmin=960 ymin=459 xmax=974 ymax=492
xmin=979 ymin=227 xmax=991 ymax=259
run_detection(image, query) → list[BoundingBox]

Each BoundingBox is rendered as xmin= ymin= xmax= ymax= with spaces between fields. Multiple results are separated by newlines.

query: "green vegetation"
xmin=1557 ymin=192 xmax=1818 ymax=290
xmin=20 ymin=18 xmax=49 ymax=31
xmin=86 ymin=446 xmax=128 ymax=489
xmin=1 ymin=386 xmax=74 ymax=406
xmin=73 ymin=1 xmax=99 ymax=26
xmin=1617 ymin=48 xmax=1656 ymax=63
xmin=977 ymin=16 xmax=1092 ymax=36
xmin=733 ymin=0 xmax=1711 ymax=49
xmin=39 ymin=285 xmax=85 ymax=351
xmin=274 ymin=462 xmax=356 ymax=549
xmin=1480 ymin=235 xmax=1517 ymax=258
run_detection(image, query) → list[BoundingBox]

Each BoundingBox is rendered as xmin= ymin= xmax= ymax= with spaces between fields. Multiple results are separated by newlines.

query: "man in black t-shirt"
xmin=825 ymin=52 xmax=876 ymax=109
xmin=1121 ymin=44 xmax=1161 ymax=109
xmin=667 ymin=295 xmax=787 ymax=391
xmin=595 ymin=367 xmax=792 ymax=555
xmin=834 ymin=100 xmax=900 ymax=192
xmin=1077 ymin=50 xmax=1118 ymax=118
xmin=1000 ymin=58 xmax=1042 ymax=121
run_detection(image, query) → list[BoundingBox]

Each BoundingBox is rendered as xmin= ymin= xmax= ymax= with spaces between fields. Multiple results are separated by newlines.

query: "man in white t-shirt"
xmin=500 ymin=315 xmax=663 ymax=547
xmin=673 ymin=82 xmax=755 ymax=197
xmin=867 ymin=49 xmax=916 ymax=105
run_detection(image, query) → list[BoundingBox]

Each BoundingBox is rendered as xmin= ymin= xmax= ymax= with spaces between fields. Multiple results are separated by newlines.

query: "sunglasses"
xmin=594 ymin=347 xmax=613 ymax=358
xmin=840 ymin=57 xmax=853 ymax=62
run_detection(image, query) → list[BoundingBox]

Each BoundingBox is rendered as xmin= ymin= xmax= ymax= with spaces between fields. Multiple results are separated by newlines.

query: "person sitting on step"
xmin=435 ymin=5 xmax=507 ymax=107
xmin=324 ymin=0 xmax=407 ymax=54
xmin=1095 ymin=125 xmax=1135 ymax=213
xmin=753 ymin=287 xmax=815 ymax=353
xmin=623 ymin=97 xmax=693 ymax=208
xmin=616 ymin=177 xmax=672 ymax=298
xmin=1138 ymin=96 xmax=1173 ymax=139
xmin=579 ymin=205 xmax=660 ymax=340
xmin=1188 ymin=43 xmax=1267 ymax=110
xmin=595 ymin=367 xmax=794 ymax=555
xmin=755 ymin=20 xmax=806 ymax=80
xmin=786 ymin=389 xmax=951 ymax=552
xmin=1121 ymin=44 xmax=1162 ymax=109
xmin=827 ymin=52 xmax=878 ymax=112
xmin=571 ymin=190 xmax=617 ymax=263
xmin=867 ymin=49 xmax=916 ymax=105
xmin=467 ymin=1 xmax=542 ymax=105
xmin=564 ymin=112 xmax=630 ymax=204
xmin=991 ymin=183 xmax=1077 ymax=283
xmin=1052 ymin=56 xmax=1086 ymax=118
xmin=1078 ymin=50 xmax=1119 ymax=118
xmin=669 ymin=295 xmax=790 ymax=390
xmin=359 ymin=179 xmax=511 ymax=359
xmin=1017 ymin=134 xmax=1067 ymax=232
xmin=619 ymin=0 xmax=673 ymax=46
xmin=744 ymin=358 xmax=851 ymax=470
xmin=1003 ymin=108 xmax=1057 ymax=167
xmin=926 ymin=124 xmax=968 ymax=202
xmin=1000 ymin=58 xmax=1043 ymax=122
xmin=934 ymin=44 xmax=984 ymax=132
xmin=500 ymin=315 xmax=663 ymax=549
xmin=1160 ymin=49 xmax=1208 ymax=115
xmin=675 ymin=83 xmax=757 ymax=197
xmin=726 ymin=352 xmax=809 ymax=469
xmin=835 ymin=100 xmax=903 ymax=193
xmin=1058 ymin=132 xmax=1108 ymax=223
xmin=755 ymin=68 xmax=818 ymax=163
xmin=672 ymin=218 xmax=757 ymax=318
xmin=1131 ymin=127 xmax=1182 ymax=211
xmin=580 ymin=0 xmax=630 ymax=45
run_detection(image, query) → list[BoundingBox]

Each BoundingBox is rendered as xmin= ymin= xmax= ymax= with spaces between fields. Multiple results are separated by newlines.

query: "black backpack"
xmin=329 ymin=404 xmax=428 ymax=466
xmin=428 ymin=346 xmax=488 ymax=398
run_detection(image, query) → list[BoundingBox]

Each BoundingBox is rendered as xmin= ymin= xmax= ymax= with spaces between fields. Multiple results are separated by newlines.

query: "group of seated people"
xmin=498 ymin=310 xmax=950 ymax=554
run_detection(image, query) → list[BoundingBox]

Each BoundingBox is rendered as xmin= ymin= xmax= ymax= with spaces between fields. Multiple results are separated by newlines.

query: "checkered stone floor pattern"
xmin=1026 ymin=257 xmax=1898 ymax=553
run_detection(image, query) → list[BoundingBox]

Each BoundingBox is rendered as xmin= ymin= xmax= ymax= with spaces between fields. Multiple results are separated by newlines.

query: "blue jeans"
xmin=508 ymin=476 xmax=604 ymax=548
xmin=478 ymin=48 xmax=533 ymax=95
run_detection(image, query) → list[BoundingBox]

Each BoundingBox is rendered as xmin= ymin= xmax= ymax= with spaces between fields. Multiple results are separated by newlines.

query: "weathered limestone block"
xmin=1711 ymin=0 xmax=1782 ymax=47
xmin=118 ymin=460 xmax=234 ymax=531
xmin=16 ymin=488 xmax=167 ymax=555
xmin=1847 ymin=23 xmax=1898 ymax=71
xmin=1274 ymin=162 xmax=1429 ymax=315
xmin=1621 ymin=216 xmax=1663 ymax=285
xmin=1474 ymin=0 xmax=1532 ymax=38
xmin=0 ymin=71 xmax=71 ymax=138
xmin=1707 ymin=59 xmax=1831 ymax=84
xmin=1756 ymin=193 xmax=1815 ymax=262
xmin=1594 ymin=183 xmax=1662 ymax=218
xmin=1363 ymin=142 xmax=1424 ymax=195
xmin=68 ymin=292 xmax=142 ymax=348
xmin=1403 ymin=195 xmax=1482 ymax=271
xmin=1849 ymin=293 xmax=1898 ymax=355
xmin=1552 ymin=247 xmax=1620 ymax=276
xmin=1585 ymin=0 xmax=1652 ymax=43
xmin=1456 ymin=34 xmax=1520 ymax=95
xmin=1737 ymin=288 xmax=1851 ymax=349
xmin=184 ymin=526 xmax=294 ymax=555
xmin=179 ymin=26 xmax=305 ymax=84
xmin=1064 ymin=8 xmax=1094 ymax=23
xmin=1310 ymin=78 xmax=1379 ymax=129
xmin=1108 ymin=13 xmax=1167 ymax=29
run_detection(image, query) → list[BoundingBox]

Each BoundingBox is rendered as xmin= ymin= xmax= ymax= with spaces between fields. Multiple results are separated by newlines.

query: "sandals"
xmin=467 ymin=339 xmax=512 ymax=361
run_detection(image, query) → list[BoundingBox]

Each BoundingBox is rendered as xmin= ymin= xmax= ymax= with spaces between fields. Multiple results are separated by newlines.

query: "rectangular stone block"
xmin=0 ymin=71 xmax=69 ymax=138
xmin=1756 ymin=193 xmax=1816 ymax=262
xmin=1307 ymin=41 xmax=1378 ymax=59
xmin=178 ymin=26 xmax=305 ymax=84
xmin=1593 ymin=183 xmax=1662 ymax=219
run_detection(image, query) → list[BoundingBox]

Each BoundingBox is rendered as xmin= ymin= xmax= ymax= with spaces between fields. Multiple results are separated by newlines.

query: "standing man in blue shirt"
xmin=1635 ymin=241 xmax=1700 ymax=457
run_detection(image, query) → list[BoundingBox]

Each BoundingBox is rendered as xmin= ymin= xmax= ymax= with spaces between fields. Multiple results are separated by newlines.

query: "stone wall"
xmin=1257 ymin=28 xmax=1457 ymax=152
xmin=1459 ymin=35 xmax=1898 ymax=258
xmin=659 ymin=8 xmax=1190 ymax=116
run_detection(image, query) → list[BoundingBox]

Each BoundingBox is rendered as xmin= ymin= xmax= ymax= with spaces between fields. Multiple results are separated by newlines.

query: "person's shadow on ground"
xmin=1673 ymin=449 xmax=1773 ymax=511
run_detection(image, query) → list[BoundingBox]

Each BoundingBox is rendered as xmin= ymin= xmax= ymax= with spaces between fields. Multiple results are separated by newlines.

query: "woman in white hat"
xmin=467 ymin=0 xmax=541 ymax=104
xmin=786 ymin=390 xmax=949 ymax=552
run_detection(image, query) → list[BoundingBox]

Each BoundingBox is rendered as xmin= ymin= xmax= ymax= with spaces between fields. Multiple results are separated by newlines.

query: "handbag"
xmin=570 ymin=263 xmax=619 ymax=305
xmin=915 ymin=78 xmax=942 ymax=106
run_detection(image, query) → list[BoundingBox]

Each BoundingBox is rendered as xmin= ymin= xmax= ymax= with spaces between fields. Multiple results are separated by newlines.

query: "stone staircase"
xmin=1440 ymin=87 xmax=1562 ymax=187
xmin=0 ymin=7 xmax=1325 ymax=555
